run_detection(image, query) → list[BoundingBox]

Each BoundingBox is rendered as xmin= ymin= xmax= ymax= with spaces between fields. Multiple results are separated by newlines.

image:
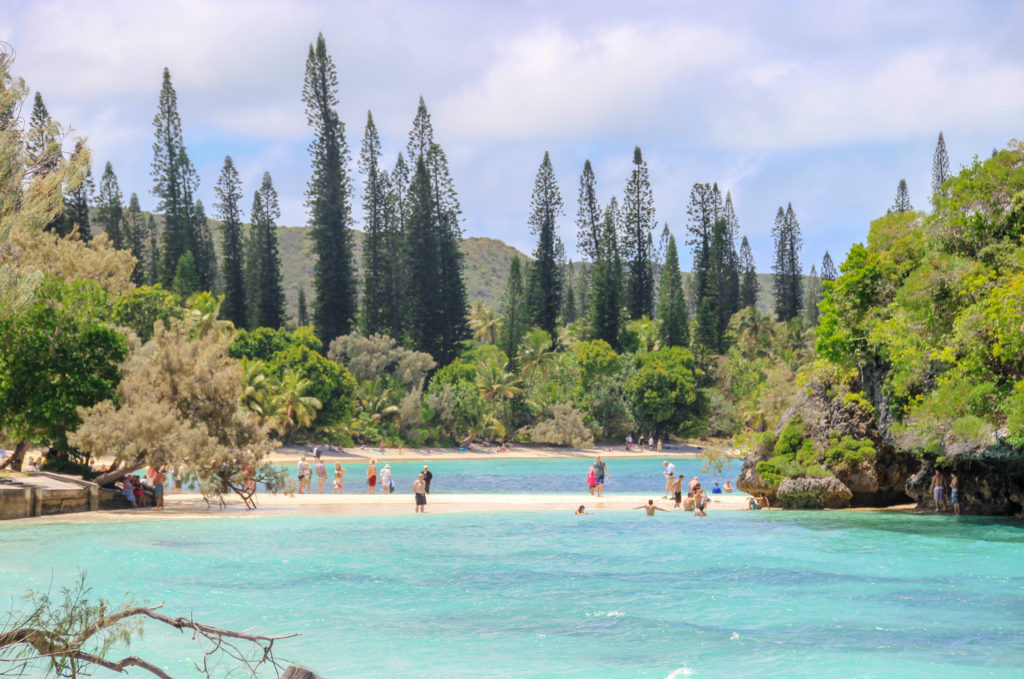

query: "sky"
xmin=4 ymin=0 xmax=1024 ymax=273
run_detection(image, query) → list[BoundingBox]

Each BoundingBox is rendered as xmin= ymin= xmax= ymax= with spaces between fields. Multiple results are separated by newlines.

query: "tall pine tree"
xmin=739 ymin=235 xmax=758 ymax=309
xmin=657 ymin=235 xmax=688 ymax=347
xmin=525 ymin=151 xmax=564 ymax=336
xmin=620 ymin=146 xmax=655 ymax=319
xmin=247 ymin=172 xmax=286 ymax=329
xmin=358 ymin=110 xmax=393 ymax=336
xmin=297 ymin=287 xmax=309 ymax=326
xmin=500 ymin=256 xmax=530 ymax=362
xmin=303 ymin=33 xmax=357 ymax=344
xmin=94 ymin=161 xmax=123 ymax=248
xmin=588 ymin=197 xmax=623 ymax=349
xmin=146 ymin=213 xmax=160 ymax=286
xmin=214 ymin=155 xmax=247 ymax=328
xmin=58 ymin=140 xmax=93 ymax=239
xmin=576 ymin=159 xmax=601 ymax=261
xmin=931 ymin=131 xmax=950 ymax=197
xmin=151 ymin=68 xmax=191 ymax=285
xmin=771 ymin=203 xmax=803 ymax=321
xmin=404 ymin=156 xmax=444 ymax=358
xmin=26 ymin=92 xmax=59 ymax=179
xmin=804 ymin=264 xmax=821 ymax=326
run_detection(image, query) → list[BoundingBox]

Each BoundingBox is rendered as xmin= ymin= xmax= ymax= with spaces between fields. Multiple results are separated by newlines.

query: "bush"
xmin=823 ymin=435 xmax=877 ymax=469
xmin=520 ymin=404 xmax=594 ymax=448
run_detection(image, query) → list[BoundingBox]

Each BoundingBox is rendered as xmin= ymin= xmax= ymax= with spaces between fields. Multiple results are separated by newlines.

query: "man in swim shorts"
xmin=950 ymin=473 xmax=960 ymax=515
xmin=931 ymin=469 xmax=946 ymax=512
xmin=412 ymin=473 xmax=427 ymax=513
xmin=634 ymin=499 xmax=668 ymax=516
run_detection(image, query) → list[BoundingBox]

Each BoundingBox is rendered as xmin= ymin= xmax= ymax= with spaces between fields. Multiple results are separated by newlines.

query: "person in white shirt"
xmin=662 ymin=460 xmax=676 ymax=499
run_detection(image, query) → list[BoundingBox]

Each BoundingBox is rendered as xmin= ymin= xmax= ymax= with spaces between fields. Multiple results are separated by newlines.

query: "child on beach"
xmin=672 ymin=476 xmax=683 ymax=508
xmin=587 ymin=466 xmax=596 ymax=495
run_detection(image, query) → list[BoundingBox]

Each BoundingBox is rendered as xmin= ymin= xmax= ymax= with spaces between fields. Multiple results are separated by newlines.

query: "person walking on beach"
xmin=662 ymin=460 xmax=676 ymax=498
xmin=413 ymin=473 xmax=427 ymax=513
xmin=951 ymin=474 xmax=961 ymax=515
xmin=367 ymin=459 xmax=377 ymax=495
xmin=422 ymin=465 xmax=433 ymax=493
xmin=931 ymin=469 xmax=946 ymax=512
xmin=587 ymin=465 xmax=596 ymax=495
xmin=315 ymin=457 xmax=328 ymax=494
xmin=593 ymin=457 xmax=608 ymax=496
xmin=381 ymin=464 xmax=394 ymax=494
xmin=625 ymin=434 xmax=633 ymax=451
xmin=634 ymin=499 xmax=668 ymax=516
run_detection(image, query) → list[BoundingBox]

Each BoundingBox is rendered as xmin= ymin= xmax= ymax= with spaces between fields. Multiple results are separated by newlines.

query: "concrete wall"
xmin=0 ymin=473 xmax=99 ymax=520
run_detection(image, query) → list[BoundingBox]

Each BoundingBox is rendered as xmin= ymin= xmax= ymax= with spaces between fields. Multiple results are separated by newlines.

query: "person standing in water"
xmin=333 ymin=465 xmax=347 ymax=494
xmin=314 ymin=456 xmax=328 ymax=494
xmin=412 ymin=473 xmax=427 ymax=513
xmin=297 ymin=456 xmax=310 ymax=494
xmin=593 ymin=457 xmax=608 ymax=496
xmin=634 ymin=499 xmax=668 ymax=516
xmin=366 ymin=459 xmax=377 ymax=495
xmin=380 ymin=464 xmax=393 ymax=494
xmin=587 ymin=465 xmax=596 ymax=495
xmin=422 ymin=466 xmax=433 ymax=493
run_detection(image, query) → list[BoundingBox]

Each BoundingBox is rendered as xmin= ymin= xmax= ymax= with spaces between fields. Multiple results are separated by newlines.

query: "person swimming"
xmin=575 ymin=505 xmax=590 ymax=515
xmin=633 ymin=499 xmax=668 ymax=516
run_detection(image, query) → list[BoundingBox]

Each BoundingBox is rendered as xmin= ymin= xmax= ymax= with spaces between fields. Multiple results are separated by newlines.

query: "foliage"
xmin=520 ymin=403 xmax=593 ymax=447
xmin=525 ymin=151 xmax=564 ymax=336
xmin=823 ymin=435 xmax=877 ymax=469
xmin=625 ymin=346 xmax=705 ymax=438
xmin=110 ymin=284 xmax=182 ymax=343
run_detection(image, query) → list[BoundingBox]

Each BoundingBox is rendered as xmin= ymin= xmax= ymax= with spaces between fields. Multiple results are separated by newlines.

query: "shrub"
xmin=823 ymin=435 xmax=877 ymax=469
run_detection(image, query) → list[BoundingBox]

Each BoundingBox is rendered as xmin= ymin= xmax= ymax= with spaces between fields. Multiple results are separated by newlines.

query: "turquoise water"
xmin=1 ymin=510 xmax=1021 ymax=678
xmin=271 ymin=457 xmax=741 ymax=494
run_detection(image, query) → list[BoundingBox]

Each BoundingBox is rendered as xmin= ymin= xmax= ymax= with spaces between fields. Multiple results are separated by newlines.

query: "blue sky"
xmin=4 ymin=0 xmax=1024 ymax=273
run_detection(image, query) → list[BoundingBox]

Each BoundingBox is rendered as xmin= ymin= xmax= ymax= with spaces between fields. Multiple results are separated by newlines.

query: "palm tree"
xmin=355 ymin=378 xmax=401 ymax=424
xmin=275 ymin=369 xmax=323 ymax=442
xmin=732 ymin=307 xmax=774 ymax=358
xmin=469 ymin=302 xmax=499 ymax=345
xmin=516 ymin=328 xmax=556 ymax=381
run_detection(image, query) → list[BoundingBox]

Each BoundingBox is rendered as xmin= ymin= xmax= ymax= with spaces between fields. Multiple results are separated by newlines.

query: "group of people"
xmin=931 ymin=470 xmax=961 ymax=514
xmin=624 ymin=434 xmax=664 ymax=452
xmin=295 ymin=455 xmax=435 ymax=508
xmin=585 ymin=457 xmax=609 ymax=496
xmin=119 ymin=466 xmax=167 ymax=509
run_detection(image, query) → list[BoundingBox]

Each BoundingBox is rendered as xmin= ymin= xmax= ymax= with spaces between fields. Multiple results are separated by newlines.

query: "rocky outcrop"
xmin=906 ymin=446 xmax=1024 ymax=515
xmin=777 ymin=476 xmax=853 ymax=509
xmin=735 ymin=445 xmax=776 ymax=502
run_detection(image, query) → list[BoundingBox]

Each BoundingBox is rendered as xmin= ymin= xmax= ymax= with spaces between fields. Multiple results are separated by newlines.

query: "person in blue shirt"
xmin=712 ymin=482 xmax=722 ymax=494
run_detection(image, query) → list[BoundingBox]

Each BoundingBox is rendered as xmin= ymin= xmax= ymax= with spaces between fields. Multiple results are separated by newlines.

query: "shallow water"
xmin=1 ymin=510 xmax=1021 ymax=678
xmin=269 ymin=456 xmax=740 ymax=495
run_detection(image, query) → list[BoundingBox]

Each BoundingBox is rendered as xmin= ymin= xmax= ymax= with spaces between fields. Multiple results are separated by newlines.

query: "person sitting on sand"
xmin=682 ymin=492 xmax=696 ymax=512
xmin=723 ymin=480 xmax=734 ymax=493
xmin=412 ymin=473 xmax=427 ymax=513
xmin=587 ymin=465 xmax=596 ymax=496
xmin=575 ymin=505 xmax=590 ymax=515
xmin=756 ymin=492 xmax=770 ymax=509
xmin=334 ymin=465 xmax=347 ymax=494
xmin=634 ymin=499 xmax=668 ymax=516
xmin=367 ymin=459 xmax=377 ymax=495
xmin=748 ymin=497 xmax=760 ymax=510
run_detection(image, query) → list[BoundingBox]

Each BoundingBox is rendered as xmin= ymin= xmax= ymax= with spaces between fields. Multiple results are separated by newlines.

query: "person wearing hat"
xmin=422 ymin=465 xmax=433 ymax=493
xmin=380 ymin=464 xmax=393 ymax=494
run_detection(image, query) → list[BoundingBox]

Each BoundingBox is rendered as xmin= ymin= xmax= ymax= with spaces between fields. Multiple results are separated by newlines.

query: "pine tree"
xmin=59 ymin=140 xmax=93 ymax=239
xmin=576 ymin=159 xmax=601 ymax=262
xmin=657 ymin=235 xmax=688 ymax=347
xmin=563 ymin=261 xmax=578 ymax=324
xmin=525 ymin=151 xmax=564 ymax=336
xmin=771 ymin=203 xmax=803 ymax=321
xmin=931 ymin=131 xmax=950 ymax=197
xmin=407 ymin=96 xmax=434 ymax=163
xmin=171 ymin=250 xmax=199 ymax=298
xmin=588 ymin=197 xmax=623 ymax=349
xmin=620 ymin=146 xmax=656 ymax=319
xmin=247 ymin=172 xmax=286 ymax=329
xmin=151 ymin=68 xmax=191 ymax=286
xmin=297 ymin=287 xmax=309 ymax=326
xmin=821 ymin=251 xmax=838 ymax=281
xmin=685 ymin=182 xmax=714 ymax=313
xmin=214 ymin=155 xmax=247 ymax=328
xmin=191 ymin=198 xmax=217 ymax=292
xmin=709 ymin=216 xmax=735 ymax=352
xmin=124 ymin=193 xmax=147 ymax=286
xmin=500 ymin=256 xmax=530 ymax=362
xmin=892 ymin=179 xmax=912 ymax=213
xmin=146 ymin=213 xmax=160 ymax=286
xmin=94 ymin=161 xmax=123 ymax=248
xmin=404 ymin=156 xmax=444 ymax=358
xmin=303 ymin=33 xmax=356 ymax=344
xmin=26 ymin=92 xmax=58 ymax=178
xmin=685 ymin=182 xmax=736 ymax=352
xmin=358 ymin=111 xmax=392 ymax=336
xmin=385 ymin=153 xmax=410 ymax=337
xmin=804 ymin=264 xmax=821 ymax=326
xmin=739 ymin=235 xmax=758 ymax=308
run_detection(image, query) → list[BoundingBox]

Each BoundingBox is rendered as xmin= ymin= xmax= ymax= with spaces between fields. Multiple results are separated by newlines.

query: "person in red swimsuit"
xmin=366 ymin=459 xmax=377 ymax=495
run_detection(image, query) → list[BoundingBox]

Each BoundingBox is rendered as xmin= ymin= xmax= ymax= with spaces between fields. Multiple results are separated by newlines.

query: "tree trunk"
xmin=0 ymin=441 xmax=31 ymax=472
xmin=92 ymin=456 xmax=146 ymax=487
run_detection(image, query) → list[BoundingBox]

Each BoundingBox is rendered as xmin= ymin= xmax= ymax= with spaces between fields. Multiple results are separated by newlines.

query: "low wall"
xmin=0 ymin=473 xmax=99 ymax=520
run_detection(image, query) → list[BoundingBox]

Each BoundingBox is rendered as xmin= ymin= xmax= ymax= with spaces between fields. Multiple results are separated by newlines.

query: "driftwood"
xmin=0 ymin=602 xmax=299 ymax=678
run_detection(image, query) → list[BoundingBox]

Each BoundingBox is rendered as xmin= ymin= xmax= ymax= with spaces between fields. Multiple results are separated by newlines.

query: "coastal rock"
xmin=735 ymin=446 xmax=776 ymax=501
xmin=777 ymin=476 xmax=853 ymax=509
xmin=906 ymin=448 xmax=1024 ymax=516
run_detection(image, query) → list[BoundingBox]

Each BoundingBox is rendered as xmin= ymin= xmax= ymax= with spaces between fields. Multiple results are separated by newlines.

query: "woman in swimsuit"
xmin=587 ymin=466 xmax=596 ymax=495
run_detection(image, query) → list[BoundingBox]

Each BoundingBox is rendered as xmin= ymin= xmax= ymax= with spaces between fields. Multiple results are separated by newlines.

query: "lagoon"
xmin=2 ymin=510 xmax=1021 ymax=677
